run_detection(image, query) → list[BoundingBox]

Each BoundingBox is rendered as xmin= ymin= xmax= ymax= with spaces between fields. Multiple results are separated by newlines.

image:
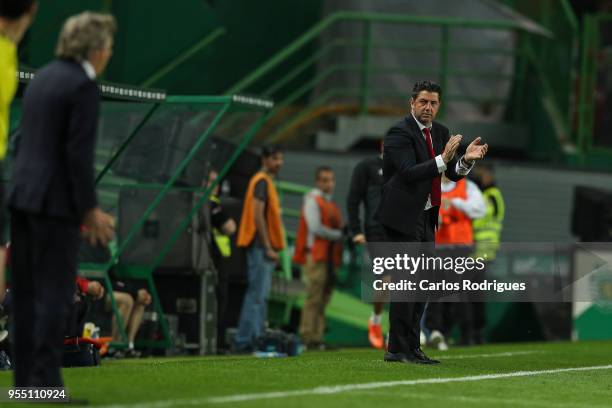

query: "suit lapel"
xmin=404 ymin=115 xmax=428 ymax=155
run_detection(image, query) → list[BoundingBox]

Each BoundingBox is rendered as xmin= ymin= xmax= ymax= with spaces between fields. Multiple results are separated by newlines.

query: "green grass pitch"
xmin=1 ymin=340 xmax=611 ymax=407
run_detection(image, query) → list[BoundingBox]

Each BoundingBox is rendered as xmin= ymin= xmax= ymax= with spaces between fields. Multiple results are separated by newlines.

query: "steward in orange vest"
xmin=236 ymin=171 xmax=285 ymax=251
xmin=293 ymin=167 xmax=344 ymax=348
xmin=292 ymin=192 xmax=343 ymax=267
xmin=435 ymin=177 xmax=486 ymax=245
xmin=234 ymin=145 xmax=285 ymax=352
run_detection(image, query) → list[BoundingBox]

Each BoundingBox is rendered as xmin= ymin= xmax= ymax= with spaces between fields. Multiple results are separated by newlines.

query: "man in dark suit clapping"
xmin=375 ymin=80 xmax=488 ymax=365
xmin=8 ymin=12 xmax=116 ymax=387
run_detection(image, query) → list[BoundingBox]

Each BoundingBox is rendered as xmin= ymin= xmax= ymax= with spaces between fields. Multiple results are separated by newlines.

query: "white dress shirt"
xmin=81 ymin=60 xmax=96 ymax=80
xmin=411 ymin=113 xmax=474 ymax=210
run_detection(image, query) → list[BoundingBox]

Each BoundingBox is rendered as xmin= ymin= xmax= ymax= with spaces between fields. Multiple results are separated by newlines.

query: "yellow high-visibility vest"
xmin=473 ymin=186 xmax=505 ymax=261
xmin=211 ymin=195 xmax=231 ymax=258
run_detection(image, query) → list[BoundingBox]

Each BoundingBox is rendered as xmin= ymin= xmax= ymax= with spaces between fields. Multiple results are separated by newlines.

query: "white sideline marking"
xmin=97 ymin=363 xmax=612 ymax=407
xmin=356 ymin=391 xmax=604 ymax=408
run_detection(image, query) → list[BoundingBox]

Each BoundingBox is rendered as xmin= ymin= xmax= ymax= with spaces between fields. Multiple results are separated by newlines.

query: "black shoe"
xmin=411 ymin=348 xmax=440 ymax=364
xmin=384 ymin=351 xmax=427 ymax=364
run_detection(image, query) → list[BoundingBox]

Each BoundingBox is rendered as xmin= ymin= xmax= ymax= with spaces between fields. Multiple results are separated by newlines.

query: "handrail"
xmin=277 ymin=180 xmax=311 ymax=195
xmin=226 ymin=10 xmax=552 ymax=95
xmin=224 ymin=9 xmax=555 ymax=149
xmin=264 ymin=39 xmax=520 ymax=97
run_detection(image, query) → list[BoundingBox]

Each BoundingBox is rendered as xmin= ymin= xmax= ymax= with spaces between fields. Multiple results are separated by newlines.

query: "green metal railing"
xmin=226 ymin=11 xmax=553 ymax=144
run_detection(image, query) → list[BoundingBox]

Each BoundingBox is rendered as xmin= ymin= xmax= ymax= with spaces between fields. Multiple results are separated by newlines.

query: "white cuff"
xmin=435 ymin=155 xmax=447 ymax=173
xmin=456 ymin=155 xmax=474 ymax=176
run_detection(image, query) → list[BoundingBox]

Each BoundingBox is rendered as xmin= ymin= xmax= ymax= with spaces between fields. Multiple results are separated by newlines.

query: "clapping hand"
xmin=464 ymin=137 xmax=488 ymax=161
xmin=442 ymin=135 xmax=462 ymax=163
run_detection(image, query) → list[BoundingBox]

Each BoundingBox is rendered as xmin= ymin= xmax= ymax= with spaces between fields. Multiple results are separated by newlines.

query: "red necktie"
xmin=423 ymin=127 xmax=441 ymax=206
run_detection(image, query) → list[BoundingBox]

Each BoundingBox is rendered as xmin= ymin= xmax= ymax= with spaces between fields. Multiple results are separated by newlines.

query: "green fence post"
xmin=440 ymin=25 xmax=450 ymax=118
xmin=360 ymin=20 xmax=372 ymax=114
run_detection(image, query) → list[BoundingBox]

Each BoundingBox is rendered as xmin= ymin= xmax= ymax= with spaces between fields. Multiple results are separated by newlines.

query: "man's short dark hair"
xmin=0 ymin=0 xmax=35 ymax=19
xmin=411 ymin=80 xmax=442 ymax=99
xmin=315 ymin=166 xmax=333 ymax=180
xmin=260 ymin=144 xmax=283 ymax=159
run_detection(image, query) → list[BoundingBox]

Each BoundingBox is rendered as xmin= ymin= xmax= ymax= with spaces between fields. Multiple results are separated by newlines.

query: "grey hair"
xmin=55 ymin=11 xmax=116 ymax=61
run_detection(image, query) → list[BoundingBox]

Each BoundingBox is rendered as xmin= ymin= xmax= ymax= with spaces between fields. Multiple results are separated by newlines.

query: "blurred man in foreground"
xmin=9 ymin=11 xmax=116 ymax=386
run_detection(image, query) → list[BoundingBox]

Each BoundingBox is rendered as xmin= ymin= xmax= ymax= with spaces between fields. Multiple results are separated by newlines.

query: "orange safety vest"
xmin=236 ymin=171 xmax=285 ymax=250
xmin=435 ymin=179 xmax=473 ymax=245
xmin=292 ymin=193 xmax=343 ymax=266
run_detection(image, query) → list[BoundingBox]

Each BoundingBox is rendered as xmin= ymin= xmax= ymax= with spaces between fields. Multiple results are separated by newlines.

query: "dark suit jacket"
xmin=375 ymin=114 xmax=465 ymax=237
xmin=9 ymin=58 xmax=99 ymax=222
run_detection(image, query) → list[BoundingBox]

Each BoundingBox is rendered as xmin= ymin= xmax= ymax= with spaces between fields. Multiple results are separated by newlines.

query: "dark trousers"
xmin=425 ymin=245 xmax=472 ymax=337
xmin=383 ymin=209 xmax=435 ymax=353
xmin=456 ymin=264 xmax=487 ymax=343
xmin=10 ymin=210 xmax=79 ymax=387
